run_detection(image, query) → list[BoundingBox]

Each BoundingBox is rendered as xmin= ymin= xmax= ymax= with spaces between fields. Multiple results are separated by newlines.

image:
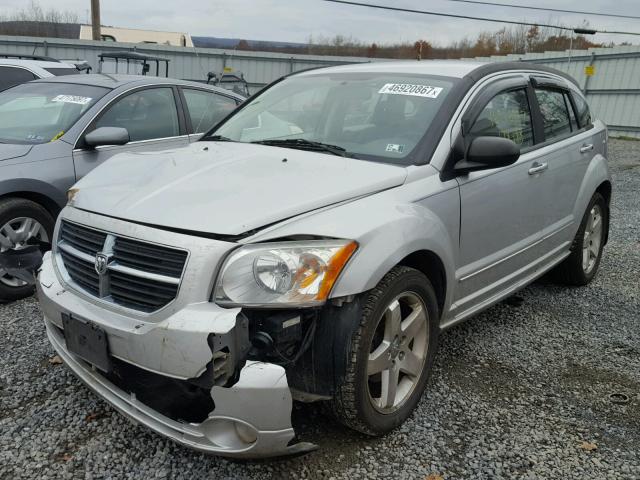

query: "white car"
xmin=0 ymin=55 xmax=78 ymax=91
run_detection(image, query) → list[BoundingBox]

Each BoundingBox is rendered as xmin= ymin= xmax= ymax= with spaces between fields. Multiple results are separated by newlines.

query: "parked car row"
xmin=3 ymin=60 xmax=611 ymax=459
xmin=0 ymin=72 xmax=244 ymax=300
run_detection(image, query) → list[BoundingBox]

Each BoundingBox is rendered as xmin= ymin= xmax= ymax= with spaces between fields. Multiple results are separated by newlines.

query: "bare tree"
xmin=0 ymin=0 xmax=79 ymax=24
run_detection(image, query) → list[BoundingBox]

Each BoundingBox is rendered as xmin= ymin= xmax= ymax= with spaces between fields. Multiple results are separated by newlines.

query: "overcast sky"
xmin=5 ymin=0 xmax=640 ymax=45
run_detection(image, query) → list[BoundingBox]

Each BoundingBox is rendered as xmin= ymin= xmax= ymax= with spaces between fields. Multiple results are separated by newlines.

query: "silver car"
xmin=36 ymin=61 xmax=611 ymax=458
xmin=0 ymin=74 xmax=243 ymax=301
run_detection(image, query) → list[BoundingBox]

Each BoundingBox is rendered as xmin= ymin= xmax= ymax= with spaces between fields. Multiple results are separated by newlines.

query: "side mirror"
xmin=84 ymin=127 xmax=130 ymax=148
xmin=454 ymin=136 xmax=520 ymax=175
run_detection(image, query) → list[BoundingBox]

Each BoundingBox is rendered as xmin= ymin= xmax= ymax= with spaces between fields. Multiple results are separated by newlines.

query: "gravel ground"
xmin=1 ymin=139 xmax=638 ymax=480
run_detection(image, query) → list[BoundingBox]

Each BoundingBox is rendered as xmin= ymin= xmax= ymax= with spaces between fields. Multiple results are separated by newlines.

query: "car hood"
xmin=72 ymin=142 xmax=407 ymax=236
xmin=0 ymin=144 xmax=33 ymax=162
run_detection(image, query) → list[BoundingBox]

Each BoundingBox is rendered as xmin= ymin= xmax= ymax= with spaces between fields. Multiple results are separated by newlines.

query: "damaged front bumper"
xmin=37 ymin=252 xmax=316 ymax=458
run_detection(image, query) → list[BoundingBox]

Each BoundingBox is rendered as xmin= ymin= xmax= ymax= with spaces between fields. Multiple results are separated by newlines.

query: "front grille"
xmin=110 ymin=270 xmax=179 ymax=312
xmin=59 ymin=221 xmax=106 ymax=256
xmin=113 ymin=237 xmax=187 ymax=277
xmin=59 ymin=249 xmax=100 ymax=296
xmin=57 ymin=220 xmax=187 ymax=313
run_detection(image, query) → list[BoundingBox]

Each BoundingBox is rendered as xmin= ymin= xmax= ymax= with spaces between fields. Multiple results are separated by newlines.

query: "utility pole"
xmin=91 ymin=0 xmax=101 ymax=41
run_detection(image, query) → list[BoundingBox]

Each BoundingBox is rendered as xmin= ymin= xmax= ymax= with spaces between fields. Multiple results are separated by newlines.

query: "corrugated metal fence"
xmin=0 ymin=34 xmax=373 ymax=93
xmin=1 ymin=35 xmax=638 ymax=137
xmin=465 ymin=45 xmax=640 ymax=138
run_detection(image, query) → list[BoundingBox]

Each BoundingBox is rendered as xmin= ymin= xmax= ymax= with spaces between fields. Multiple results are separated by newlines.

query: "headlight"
xmin=214 ymin=240 xmax=358 ymax=307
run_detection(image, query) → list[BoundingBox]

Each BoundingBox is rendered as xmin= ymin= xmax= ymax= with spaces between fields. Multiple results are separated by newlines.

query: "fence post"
xmin=289 ymin=56 xmax=295 ymax=73
xmin=583 ymin=52 xmax=596 ymax=94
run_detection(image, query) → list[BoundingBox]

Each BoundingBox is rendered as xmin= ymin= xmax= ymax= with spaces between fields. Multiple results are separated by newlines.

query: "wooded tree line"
xmin=258 ymin=24 xmax=613 ymax=59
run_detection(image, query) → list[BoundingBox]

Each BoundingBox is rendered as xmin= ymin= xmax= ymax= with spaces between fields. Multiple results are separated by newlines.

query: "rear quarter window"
xmin=534 ymin=89 xmax=572 ymax=141
xmin=0 ymin=66 xmax=37 ymax=91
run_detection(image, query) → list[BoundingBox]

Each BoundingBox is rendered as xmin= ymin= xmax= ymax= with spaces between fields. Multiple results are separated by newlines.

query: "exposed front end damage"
xmin=37 ymin=233 xmax=318 ymax=458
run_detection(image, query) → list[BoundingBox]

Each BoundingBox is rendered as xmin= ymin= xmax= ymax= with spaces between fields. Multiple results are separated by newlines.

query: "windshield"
xmin=209 ymin=72 xmax=456 ymax=162
xmin=0 ymin=82 xmax=108 ymax=144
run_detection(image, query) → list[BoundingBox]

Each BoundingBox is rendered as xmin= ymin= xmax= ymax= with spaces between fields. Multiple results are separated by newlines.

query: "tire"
xmin=552 ymin=192 xmax=608 ymax=286
xmin=330 ymin=266 xmax=440 ymax=436
xmin=0 ymin=198 xmax=55 ymax=302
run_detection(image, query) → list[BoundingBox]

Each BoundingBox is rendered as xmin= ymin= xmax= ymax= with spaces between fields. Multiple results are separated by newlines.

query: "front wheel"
xmin=330 ymin=266 xmax=440 ymax=435
xmin=0 ymin=198 xmax=54 ymax=302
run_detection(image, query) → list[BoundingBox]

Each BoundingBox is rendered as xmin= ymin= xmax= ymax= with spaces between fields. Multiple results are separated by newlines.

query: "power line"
xmin=441 ymin=0 xmax=640 ymax=21
xmin=320 ymin=0 xmax=640 ymax=36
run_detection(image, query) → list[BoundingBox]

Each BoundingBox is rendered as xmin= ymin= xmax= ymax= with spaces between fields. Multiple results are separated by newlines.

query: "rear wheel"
xmin=0 ymin=198 xmax=54 ymax=302
xmin=330 ymin=266 xmax=440 ymax=435
xmin=552 ymin=192 xmax=607 ymax=286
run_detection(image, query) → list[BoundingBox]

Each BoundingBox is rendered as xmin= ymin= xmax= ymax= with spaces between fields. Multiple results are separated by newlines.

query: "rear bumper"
xmin=37 ymin=252 xmax=316 ymax=458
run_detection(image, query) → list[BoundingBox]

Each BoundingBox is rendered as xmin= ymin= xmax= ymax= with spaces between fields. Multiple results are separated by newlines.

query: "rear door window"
xmin=469 ymin=88 xmax=534 ymax=149
xmin=182 ymin=89 xmax=238 ymax=134
xmin=0 ymin=66 xmax=37 ymax=91
xmin=571 ymin=93 xmax=592 ymax=128
xmin=534 ymin=89 xmax=572 ymax=142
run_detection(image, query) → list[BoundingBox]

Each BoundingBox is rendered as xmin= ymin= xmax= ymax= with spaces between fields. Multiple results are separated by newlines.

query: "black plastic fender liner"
xmin=286 ymin=297 xmax=364 ymax=398
xmin=195 ymin=313 xmax=251 ymax=389
xmin=0 ymin=245 xmax=44 ymax=285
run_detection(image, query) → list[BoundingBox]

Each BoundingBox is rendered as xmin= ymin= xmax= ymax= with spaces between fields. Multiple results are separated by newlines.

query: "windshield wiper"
xmin=251 ymin=138 xmax=350 ymax=157
xmin=201 ymin=134 xmax=234 ymax=142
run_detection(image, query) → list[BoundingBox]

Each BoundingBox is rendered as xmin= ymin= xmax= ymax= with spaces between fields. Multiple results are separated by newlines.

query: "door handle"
xmin=528 ymin=162 xmax=548 ymax=175
xmin=580 ymin=143 xmax=594 ymax=153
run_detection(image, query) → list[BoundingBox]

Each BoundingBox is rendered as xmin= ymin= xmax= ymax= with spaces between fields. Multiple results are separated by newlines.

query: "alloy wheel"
xmin=367 ymin=291 xmax=429 ymax=413
xmin=582 ymin=204 xmax=603 ymax=275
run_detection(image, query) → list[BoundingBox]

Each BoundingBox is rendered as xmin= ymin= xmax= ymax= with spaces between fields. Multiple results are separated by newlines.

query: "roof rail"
xmin=0 ymin=53 xmax=61 ymax=62
xmin=98 ymin=51 xmax=170 ymax=77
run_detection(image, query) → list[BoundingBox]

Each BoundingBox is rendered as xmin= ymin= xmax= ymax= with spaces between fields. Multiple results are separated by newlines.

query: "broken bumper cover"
xmin=37 ymin=252 xmax=317 ymax=458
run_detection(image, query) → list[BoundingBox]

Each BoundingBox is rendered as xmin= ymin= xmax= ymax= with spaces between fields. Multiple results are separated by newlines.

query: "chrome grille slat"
xmin=109 ymin=263 xmax=181 ymax=285
xmin=58 ymin=241 xmax=96 ymax=263
xmin=57 ymin=220 xmax=187 ymax=313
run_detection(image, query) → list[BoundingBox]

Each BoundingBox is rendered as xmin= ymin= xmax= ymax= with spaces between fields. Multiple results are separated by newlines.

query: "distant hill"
xmin=0 ymin=22 xmax=309 ymax=53
xmin=192 ymin=36 xmax=308 ymax=51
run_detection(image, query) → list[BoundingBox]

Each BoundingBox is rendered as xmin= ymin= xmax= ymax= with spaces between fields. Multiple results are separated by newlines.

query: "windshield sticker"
xmin=379 ymin=84 xmax=443 ymax=99
xmin=386 ymin=144 xmax=405 ymax=153
xmin=50 ymin=131 xmax=65 ymax=142
xmin=52 ymin=94 xmax=92 ymax=105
